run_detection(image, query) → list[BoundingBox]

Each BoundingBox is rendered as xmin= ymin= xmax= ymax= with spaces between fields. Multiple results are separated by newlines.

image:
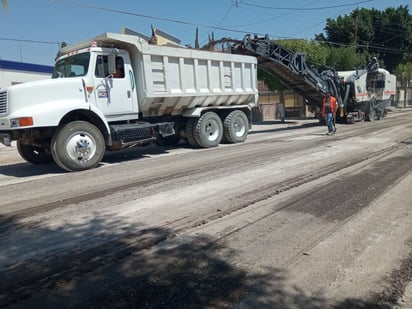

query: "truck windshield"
xmin=52 ymin=52 xmax=90 ymax=78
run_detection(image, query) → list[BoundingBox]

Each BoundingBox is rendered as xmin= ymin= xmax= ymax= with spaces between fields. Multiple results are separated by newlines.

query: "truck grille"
xmin=0 ymin=90 xmax=7 ymax=114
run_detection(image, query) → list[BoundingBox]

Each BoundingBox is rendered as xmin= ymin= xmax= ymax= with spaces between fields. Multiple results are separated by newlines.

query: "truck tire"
xmin=185 ymin=118 xmax=199 ymax=148
xmin=223 ymin=110 xmax=249 ymax=143
xmin=17 ymin=141 xmax=53 ymax=164
xmin=51 ymin=121 xmax=105 ymax=172
xmin=192 ymin=112 xmax=223 ymax=148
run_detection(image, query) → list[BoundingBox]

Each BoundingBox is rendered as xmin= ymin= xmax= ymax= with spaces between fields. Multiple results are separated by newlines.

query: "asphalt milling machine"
xmin=230 ymin=34 xmax=397 ymax=123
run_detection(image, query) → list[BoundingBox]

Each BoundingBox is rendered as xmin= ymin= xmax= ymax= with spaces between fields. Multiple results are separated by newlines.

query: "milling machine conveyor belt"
xmin=233 ymin=34 xmax=342 ymax=108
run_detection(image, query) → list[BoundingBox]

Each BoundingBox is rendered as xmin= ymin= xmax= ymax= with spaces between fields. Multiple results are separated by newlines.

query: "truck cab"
xmin=0 ymin=42 xmax=173 ymax=171
xmin=53 ymin=45 xmax=139 ymax=119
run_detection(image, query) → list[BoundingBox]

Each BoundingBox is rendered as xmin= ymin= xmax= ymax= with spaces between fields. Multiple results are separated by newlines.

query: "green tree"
xmin=2 ymin=0 xmax=7 ymax=11
xmin=257 ymin=69 xmax=288 ymax=92
xmin=276 ymin=39 xmax=328 ymax=67
xmin=317 ymin=8 xmax=377 ymax=47
xmin=257 ymin=69 xmax=288 ymax=114
xmin=258 ymin=39 xmax=328 ymax=92
xmin=316 ymin=6 xmax=412 ymax=72
xmin=325 ymin=45 xmax=370 ymax=70
xmin=395 ymin=62 xmax=412 ymax=107
xmin=257 ymin=39 xmax=329 ymax=109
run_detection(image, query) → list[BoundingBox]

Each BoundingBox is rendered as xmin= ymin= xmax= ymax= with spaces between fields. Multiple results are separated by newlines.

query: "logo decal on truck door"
xmin=97 ymin=90 xmax=108 ymax=98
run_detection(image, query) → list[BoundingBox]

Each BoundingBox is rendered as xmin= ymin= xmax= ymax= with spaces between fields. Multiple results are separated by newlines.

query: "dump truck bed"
xmin=62 ymin=32 xmax=259 ymax=117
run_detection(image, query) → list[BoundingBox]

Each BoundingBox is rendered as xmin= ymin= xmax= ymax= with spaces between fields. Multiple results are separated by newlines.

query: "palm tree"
xmin=2 ymin=0 xmax=7 ymax=11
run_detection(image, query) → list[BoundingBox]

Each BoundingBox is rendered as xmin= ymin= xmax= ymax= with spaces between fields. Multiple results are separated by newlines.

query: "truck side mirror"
xmin=108 ymin=54 xmax=116 ymax=74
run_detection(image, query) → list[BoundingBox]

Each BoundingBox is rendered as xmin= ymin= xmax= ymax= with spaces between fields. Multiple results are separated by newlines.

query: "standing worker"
xmin=367 ymin=56 xmax=379 ymax=72
xmin=322 ymin=92 xmax=338 ymax=135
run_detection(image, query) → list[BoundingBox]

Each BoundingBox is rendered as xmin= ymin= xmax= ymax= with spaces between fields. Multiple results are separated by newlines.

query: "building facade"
xmin=0 ymin=60 xmax=53 ymax=90
xmin=257 ymin=80 xmax=314 ymax=121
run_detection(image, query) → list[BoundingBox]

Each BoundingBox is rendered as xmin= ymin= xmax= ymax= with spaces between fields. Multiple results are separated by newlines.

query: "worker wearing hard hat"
xmin=367 ymin=57 xmax=379 ymax=71
xmin=322 ymin=92 xmax=338 ymax=135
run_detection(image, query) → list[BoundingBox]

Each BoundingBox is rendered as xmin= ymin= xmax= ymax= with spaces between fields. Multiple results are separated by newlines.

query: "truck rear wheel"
xmin=51 ymin=121 xmax=105 ymax=172
xmin=192 ymin=112 xmax=223 ymax=148
xmin=223 ymin=110 xmax=249 ymax=143
xmin=17 ymin=141 xmax=53 ymax=164
xmin=185 ymin=118 xmax=198 ymax=148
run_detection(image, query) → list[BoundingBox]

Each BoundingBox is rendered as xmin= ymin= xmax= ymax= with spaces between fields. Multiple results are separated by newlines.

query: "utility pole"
xmin=354 ymin=15 xmax=358 ymax=45
xmin=195 ymin=27 xmax=199 ymax=49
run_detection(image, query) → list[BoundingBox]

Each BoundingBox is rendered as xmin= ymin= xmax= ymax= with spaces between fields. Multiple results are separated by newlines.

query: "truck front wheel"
xmin=51 ymin=121 xmax=105 ymax=172
xmin=17 ymin=141 xmax=53 ymax=164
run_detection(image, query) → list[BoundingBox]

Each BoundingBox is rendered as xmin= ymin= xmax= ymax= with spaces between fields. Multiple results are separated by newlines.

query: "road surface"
xmin=0 ymin=109 xmax=411 ymax=308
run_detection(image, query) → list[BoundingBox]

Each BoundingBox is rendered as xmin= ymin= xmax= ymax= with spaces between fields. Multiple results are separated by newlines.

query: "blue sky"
xmin=0 ymin=0 xmax=409 ymax=66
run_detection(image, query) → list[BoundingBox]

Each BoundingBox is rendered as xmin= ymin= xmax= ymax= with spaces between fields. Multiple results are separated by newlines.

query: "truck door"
xmin=93 ymin=53 xmax=138 ymax=116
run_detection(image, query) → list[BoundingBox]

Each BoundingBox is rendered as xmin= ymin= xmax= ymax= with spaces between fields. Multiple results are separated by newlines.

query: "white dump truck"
xmin=0 ymin=31 xmax=258 ymax=171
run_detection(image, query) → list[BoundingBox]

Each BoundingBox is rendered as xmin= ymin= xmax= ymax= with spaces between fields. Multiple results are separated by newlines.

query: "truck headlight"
xmin=10 ymin=117 xmax=33 ymax=128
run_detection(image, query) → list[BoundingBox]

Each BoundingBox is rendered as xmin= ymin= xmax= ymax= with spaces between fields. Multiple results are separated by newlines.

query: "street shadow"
xmin=0 ymin=144 xmax=171 ymax=177
xmin=0 ymin=161 xmax=64 ymax=177
xmin=0 ymin=212 xmax=393 ymax=308
xmin=253 ymin=119 xmax=300 ymax=125
xmin=102 ymin=143 xmax=171 ymax=164
xmin=250 ymin=120 xmax=321 ymax=135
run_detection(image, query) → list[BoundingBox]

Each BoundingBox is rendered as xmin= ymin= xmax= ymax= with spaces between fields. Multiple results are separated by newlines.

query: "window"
xmin=52 ymin=52 xmax=90 ymax=78
xmin=113 ymin=57 xmax=125 ymax=78
xmin=95 ymin=55 xmax=125 ymax=78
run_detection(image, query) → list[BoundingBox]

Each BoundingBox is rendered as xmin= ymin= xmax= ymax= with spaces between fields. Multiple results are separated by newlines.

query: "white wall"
xmin=0 ymin=69 xmax=51 ymax=90
xmin=0 ymin=60 xmax=53 ymax=90
xmin=398 ymin=88 xmax=412 ymax=106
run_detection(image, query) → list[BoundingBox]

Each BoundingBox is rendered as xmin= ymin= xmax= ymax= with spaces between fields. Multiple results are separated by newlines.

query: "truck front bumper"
xmin=0 ymin=133 xmax=11 ymax=146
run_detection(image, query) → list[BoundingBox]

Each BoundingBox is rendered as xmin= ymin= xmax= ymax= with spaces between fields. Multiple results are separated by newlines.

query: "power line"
xmin=48 ymin=0 xmax=288 ymax=38
xmin=47 ymin=0 xmax=302 ymax=40
xmin=222 ymin=0 xmax=331 ymax=36
xmin=317 ymin=39 xmax=406 ymax=54
xmin=200 ymin=3 xmax=234 ymax=45
xmin=0 ymin=37 xmax=59 ymax=45
xmin=212 ymin=4 xmax=234 ymax=32
xmin=23 ymin=0 xmax=408 ymax=56
xmin=49 ymin=0 xmax=214 ymax=29
xmin=241 ymin=0 xmax=375 ymax=11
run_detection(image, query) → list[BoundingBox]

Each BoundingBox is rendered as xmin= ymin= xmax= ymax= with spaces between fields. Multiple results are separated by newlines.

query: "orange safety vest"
xmin=322 ymin=95 xmax=337 ymax=117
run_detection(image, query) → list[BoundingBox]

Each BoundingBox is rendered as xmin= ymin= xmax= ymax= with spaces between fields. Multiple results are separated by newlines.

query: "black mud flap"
xmin=157 ymin=122 xmax=175 ymax=137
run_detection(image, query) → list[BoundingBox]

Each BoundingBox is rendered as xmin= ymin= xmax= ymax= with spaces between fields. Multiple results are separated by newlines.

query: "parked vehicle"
xmin=0 ymin=31 xmax=258 ymax=171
